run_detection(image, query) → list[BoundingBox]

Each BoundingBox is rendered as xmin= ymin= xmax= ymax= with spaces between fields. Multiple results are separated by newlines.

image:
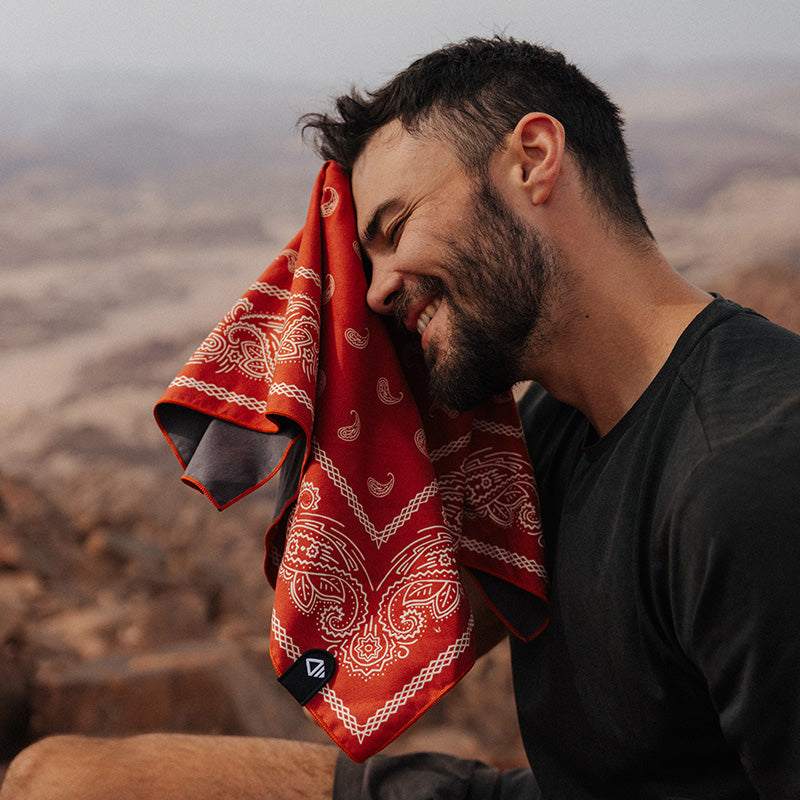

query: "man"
xmin=4 ymin=36 xmax=799 ymax=800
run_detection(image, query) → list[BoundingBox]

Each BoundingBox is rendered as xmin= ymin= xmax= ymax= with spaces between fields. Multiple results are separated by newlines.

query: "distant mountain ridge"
xmin=2 ymin=59 xmax=798 ymax=208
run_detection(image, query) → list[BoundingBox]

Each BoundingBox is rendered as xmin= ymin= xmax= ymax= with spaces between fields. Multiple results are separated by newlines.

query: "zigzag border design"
xmin=312 ymin=441 xmax=439 ymax=546
xmin=271 ymin=613 xmax=473 ymax=743
xmin=460 ymin=537 xmax=548 ymax=579
xmin=169 ymin=376 xmax=313 ymax=414
xmin=168 ymin=376 xmax=270 ymax=413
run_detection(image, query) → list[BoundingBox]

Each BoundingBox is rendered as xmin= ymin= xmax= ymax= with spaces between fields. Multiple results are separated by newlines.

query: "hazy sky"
xmin=4 ymin=0 xmax=799 ymax=88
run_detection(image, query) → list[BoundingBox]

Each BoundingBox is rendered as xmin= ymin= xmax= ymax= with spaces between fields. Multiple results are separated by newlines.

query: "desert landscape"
xmin=1 ymin=59 xmax=799 ymax=777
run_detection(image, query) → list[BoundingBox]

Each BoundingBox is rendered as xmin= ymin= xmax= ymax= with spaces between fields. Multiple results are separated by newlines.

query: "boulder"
xmin=30 ymin=639 xmax=326 ymax=744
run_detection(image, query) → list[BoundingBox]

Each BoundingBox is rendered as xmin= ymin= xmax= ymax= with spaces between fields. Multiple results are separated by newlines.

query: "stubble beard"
xmin=423 ymin=178 xmax=561 ymax=411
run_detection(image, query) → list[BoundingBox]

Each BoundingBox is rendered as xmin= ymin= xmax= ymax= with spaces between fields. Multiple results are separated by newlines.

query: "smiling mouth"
xmin=416 ymin=297 xmax=442 ymax=337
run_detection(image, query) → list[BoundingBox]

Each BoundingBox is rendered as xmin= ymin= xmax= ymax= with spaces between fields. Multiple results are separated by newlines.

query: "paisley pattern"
xmin=367 ymin=472 xmax=395 ymax=498
xmin=281 ymin=248 xmax=299 ymax=273
xmin=187 ymin=298 xmax=284 ymax=382
xmin=322 ymin=274 xmax=335 ymax=305
xmin=280 ymin=517 xmax=460 ymax=679
xmin=337 ymin=410 xmax=361 ymax=442
xmin=463 ymin=448 xmax=543 ymax=534
xmin=320 ymin=185 xmax=340 ymax=217
xmin=344 ymin=327 xmax=370 ymax=349
xmin=376 ymin=376 xmax=404 ymax=405
xmin=275 ymin=293 xmax=320 ymax=381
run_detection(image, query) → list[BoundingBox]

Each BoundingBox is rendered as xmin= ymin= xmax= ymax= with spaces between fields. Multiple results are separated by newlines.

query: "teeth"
xmin=416 ymin=297 xmax=441 ymax=336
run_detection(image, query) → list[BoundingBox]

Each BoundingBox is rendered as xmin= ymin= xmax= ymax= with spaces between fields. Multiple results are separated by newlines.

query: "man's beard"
xmin=402 ymin=178 xmax=560 ymax=411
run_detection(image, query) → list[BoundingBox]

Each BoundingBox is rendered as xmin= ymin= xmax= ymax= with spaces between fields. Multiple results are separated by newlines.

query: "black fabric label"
xmin=277 ymin=649 xmax=336 ymax=706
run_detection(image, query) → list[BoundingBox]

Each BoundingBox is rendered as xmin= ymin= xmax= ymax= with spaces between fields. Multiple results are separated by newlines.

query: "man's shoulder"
xmin=679 ymin=301 xmax=800 ymax=445
xmin=689 ymin=299 xmax=800 ymax=369
xmin=663 ymin=304 xmax=800 ymax=541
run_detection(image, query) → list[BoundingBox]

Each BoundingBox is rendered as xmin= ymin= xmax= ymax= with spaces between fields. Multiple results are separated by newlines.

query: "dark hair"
xmin=301 ymin=36 xmax=652 ymax=240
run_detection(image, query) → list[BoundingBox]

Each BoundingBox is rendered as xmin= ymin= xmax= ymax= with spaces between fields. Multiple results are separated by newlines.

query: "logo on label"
xmin=306 ymin=657 xmax=327 ymax=679
xmin=278 ymin=649 xmax=336 ymax=706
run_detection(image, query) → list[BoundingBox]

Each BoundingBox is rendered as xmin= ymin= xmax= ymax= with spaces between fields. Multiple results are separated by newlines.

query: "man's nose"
xmin=365 ymin=257 xmax=403 ymax=316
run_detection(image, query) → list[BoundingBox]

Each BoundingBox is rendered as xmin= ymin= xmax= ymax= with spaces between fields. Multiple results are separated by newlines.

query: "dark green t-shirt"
xmin=512 ymin=297 xmax=800 ymax=799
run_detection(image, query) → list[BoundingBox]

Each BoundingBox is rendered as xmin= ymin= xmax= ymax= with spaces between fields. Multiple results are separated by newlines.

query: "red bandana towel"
xmin=155 ymin=162 xmax=548 ymax=761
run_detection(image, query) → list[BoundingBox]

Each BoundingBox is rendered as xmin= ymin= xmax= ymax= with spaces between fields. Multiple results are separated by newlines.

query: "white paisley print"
xmin=187 ymin=298 xmax=284 ymax=382
xmin=280 ymin=518 xmax=463 ymax=680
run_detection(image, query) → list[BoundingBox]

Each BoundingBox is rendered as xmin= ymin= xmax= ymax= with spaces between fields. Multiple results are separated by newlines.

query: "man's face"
xmin=351 ymin=121 xmax=559 ymax=410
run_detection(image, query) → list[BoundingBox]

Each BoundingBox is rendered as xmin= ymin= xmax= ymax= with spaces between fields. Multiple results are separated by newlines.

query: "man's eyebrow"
xmin=359 ymin=198 xmax=402 ymax=249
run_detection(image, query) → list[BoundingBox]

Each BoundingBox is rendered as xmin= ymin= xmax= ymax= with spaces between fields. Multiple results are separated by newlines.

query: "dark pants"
xmin=334 ymin=751 xmax=540 ymax=800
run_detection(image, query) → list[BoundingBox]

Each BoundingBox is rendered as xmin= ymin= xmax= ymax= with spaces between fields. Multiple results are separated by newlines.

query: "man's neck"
xmin=527 ymin=248 xmax=712 ymax=438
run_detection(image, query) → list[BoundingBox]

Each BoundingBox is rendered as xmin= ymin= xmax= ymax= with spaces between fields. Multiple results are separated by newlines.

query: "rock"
xmin=30 ymin=639 xmax=327 ymax=744
xmin=84 ymin=527 xmax=166 ymax=568
xmin=26 ymin=600 xmax=131 ymax=660
xmin=0 ymin=573 xmax=43 ymax=641
xmin=0 ymin=602 xmax=23 ymax=645
xmin=120 ymin=588 xmax=212 ymax=649
xmin=0 ymin=535 xmax=22 ymax=569
xmin=0 ymin=476 xmax=84 ymax=581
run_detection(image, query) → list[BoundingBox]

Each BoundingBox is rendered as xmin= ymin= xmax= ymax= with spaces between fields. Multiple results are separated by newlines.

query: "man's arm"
xmin=0 ymin=734 xmax=338 ymax=800
xmin=669 ymin=434 xmax=800 ymax=797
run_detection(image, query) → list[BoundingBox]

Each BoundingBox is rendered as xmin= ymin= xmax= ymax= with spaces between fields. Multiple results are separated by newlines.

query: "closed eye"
xmin=386 ymin=215 xmax=407 ymax=248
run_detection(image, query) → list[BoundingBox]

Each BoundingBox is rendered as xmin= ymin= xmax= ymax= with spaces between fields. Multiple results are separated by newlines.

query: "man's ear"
xmin=505 ymin=112 xmax=565 ymax=206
